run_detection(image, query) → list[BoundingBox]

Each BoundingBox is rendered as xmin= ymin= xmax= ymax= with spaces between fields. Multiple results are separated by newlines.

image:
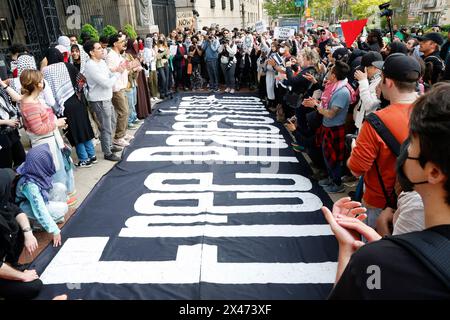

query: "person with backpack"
xmin=347 ymin=53 xmax=420 ymax=229
xmin=418 ymin=32 xmax=445 ymax=89
xmin=324 ymin=83 xmax=450 ymax=299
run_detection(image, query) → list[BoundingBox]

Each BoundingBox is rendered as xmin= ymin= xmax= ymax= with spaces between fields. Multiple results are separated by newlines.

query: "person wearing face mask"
xmin=347 ymin=54 xmax=421 ymax=229
xmin=325 ymin=83 xmax=450 ymax=299
xmin=188 ymin=36 xmax=204 ymax=91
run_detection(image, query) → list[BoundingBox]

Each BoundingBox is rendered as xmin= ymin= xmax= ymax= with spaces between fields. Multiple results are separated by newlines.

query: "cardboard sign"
xmin=255 ymin=21 xmax=266 ymax=34
xmin=274 ymin=27 xmax=295 ymax=40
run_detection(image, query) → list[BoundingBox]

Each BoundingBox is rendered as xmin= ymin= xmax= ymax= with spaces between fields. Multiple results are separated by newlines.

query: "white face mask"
xmin=279 ymin=47 xmax=286 ymax=54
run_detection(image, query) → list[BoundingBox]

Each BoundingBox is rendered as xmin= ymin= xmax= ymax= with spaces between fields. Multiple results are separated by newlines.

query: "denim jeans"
xmin=157 ymin=66 xmax=168 ymax=97
xmin=220 ymin=62 xmax=236 ymax=89
xmin=206 ymin=59 xmax=219 ymax=90
xmin=90 ymin=100 xmax=117 ymax=156
xmin=75 ymin=139 xmax=96 ymax=162
xmin=125 ymin=86 xmax=138 ymax=125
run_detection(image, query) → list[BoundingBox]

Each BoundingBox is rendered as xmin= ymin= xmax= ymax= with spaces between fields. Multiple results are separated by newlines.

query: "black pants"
xmin=0 ymin=131 xmax=26 ymax=169
xmin=0 ymin=278 xmax=42 ymax=300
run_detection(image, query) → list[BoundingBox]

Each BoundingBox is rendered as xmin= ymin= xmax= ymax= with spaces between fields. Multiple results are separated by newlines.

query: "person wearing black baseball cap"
xmin=418 ymin=32 xmax=445 ymax=87
xmin=353 ymin=51 xmax=383 ymax=129
xmin=348 ymin=53 xmax=420 ymax=230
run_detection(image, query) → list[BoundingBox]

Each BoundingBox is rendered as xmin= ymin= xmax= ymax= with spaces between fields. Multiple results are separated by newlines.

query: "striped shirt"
xmin=20 ymin=101 xmax=56 ymax=136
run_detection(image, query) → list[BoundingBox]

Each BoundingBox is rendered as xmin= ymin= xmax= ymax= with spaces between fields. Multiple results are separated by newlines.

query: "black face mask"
xmin=396 ymin=139 xmax=428 ymax=192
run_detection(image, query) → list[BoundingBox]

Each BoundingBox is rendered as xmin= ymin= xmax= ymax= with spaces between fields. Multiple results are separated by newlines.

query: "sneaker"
xmin=230 ymin=89 xmax=235 ymax=94
xmin=76 ymin=160 xmax=93 ymax=168
xmin=104 ymin=153 xmax=121 ymax=162
xmin=213 ymin=88 xmax=221 ymax=93
xmin=124 ymin=134 xmax=134 ymax=141
xmin=68 ymin=190 xmax=77 ymax=198
xmin=89 ymin=156 xmax=98 ymax=164
xmin=318 ymin=177 xmax=333 ymax=187
xmin=111 ymin=145 xmax=123 ymax=153
xmin=128 ymin=123 xmax=138 ymax=130
xmin=133 ymin=119 xmax=144 ymax=125
xmin=324 ymin=183 xmax=346 ymax=194
xmin=224 ymin=88 xmax=230 ymax=93
xmin=113 ymin=138 xmax=130 ymax=147
xmin=67 ymin=196 xmax=78 ymax=207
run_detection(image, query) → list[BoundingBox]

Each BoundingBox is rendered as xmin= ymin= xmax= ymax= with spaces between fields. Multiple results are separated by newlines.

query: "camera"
xmin=220 ymin=38 xmax=229 ymax=45
xmin=379 ymin=2 xmax=393 ymax=18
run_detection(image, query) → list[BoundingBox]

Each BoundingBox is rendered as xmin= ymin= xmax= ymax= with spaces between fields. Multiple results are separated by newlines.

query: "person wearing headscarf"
xmin=126 ymin=38 xmax=152 ymax=120
xmin=42 ymin=48 xmax=96 ymax=168
xmin=15 ymin=144 xmax=67 ymax=248
xmin=0 ymin=168 xmax=41 ymax=300
xmin=19 ymin=69 xmax=75 ymax=196
xmin=9 ymin=54 xmax=55 ymax=109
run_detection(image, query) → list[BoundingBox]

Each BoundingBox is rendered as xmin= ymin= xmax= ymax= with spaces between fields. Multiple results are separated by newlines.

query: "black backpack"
xmin=365 ymin=112 xmax=401 ymax=209
xmin=383 ymin=229 xmax=450 ymax=291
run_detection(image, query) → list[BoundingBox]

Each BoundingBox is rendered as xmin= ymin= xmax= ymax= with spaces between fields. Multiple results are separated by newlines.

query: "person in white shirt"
xmin=83 ymin=40 xmax=124 ymax=162
xmin=106 ymin=34 xmax=133 ymax=148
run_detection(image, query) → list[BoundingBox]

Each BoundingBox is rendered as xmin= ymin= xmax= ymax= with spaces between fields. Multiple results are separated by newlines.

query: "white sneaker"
xmin=113 ymin=138 xmax=130 ymax=147
xmin=230 ymin=89 xmax=235 ymax=94
xmin=224 ymin=88 xmax=230 ymax=93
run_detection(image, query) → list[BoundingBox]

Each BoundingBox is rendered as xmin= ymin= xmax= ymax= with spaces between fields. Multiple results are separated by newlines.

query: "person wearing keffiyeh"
xmin=15 ymin=144 xmax=67 ymax=248
xmin=304 ymin=61 xmax=354 ymax=193
xmin=42 ymin=48 xmax=96 ymax=168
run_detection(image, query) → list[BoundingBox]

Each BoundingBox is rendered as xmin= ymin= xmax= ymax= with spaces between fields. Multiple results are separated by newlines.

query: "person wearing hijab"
xmin=126 ymin=38 xmax=152 ymax=120
xmin=0 ymin=168 xmax=41 ymax=300
xmin=42 ymin=48 xmax=96 ymax=168
xmin=15 ymin=144 xmax=67 ymax=248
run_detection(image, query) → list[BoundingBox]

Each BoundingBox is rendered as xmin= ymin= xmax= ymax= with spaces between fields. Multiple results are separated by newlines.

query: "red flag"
xmin=340 ymin=19 xmax=368 ymax=48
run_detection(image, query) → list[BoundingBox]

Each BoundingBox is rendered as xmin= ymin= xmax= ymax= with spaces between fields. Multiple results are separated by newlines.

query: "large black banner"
xmin=31 ymin=93 xmax=338 ymax=300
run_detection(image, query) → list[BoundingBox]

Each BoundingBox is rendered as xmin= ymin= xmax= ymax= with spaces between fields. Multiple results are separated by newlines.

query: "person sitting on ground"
xmin=15 ymin=144 xmax=68 ymax=248
xmin=324 ymin=83 xmax=450 ymax=299
xmin=0 ymin=168 xmax=41 ymax=300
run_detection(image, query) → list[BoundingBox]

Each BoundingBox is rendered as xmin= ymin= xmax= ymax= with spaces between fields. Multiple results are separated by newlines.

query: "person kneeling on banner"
xmin=15 ymin=144 xmax=68 ymax=248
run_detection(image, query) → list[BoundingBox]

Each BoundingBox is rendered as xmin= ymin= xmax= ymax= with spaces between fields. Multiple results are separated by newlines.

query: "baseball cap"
xmin=372 ymin=53 xmax=421 ymax=82
xmin=332 ymin=47 xmax=348 ymax=61
xmin=360 ymin=51 xmax=383 ymax=69
xmin=416 ymin=32 xmax=444 ymax=46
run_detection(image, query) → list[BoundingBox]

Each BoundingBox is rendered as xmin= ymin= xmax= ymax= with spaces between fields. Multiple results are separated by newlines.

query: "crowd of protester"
xmin=0 ymin=21 xmax=449 ymax=299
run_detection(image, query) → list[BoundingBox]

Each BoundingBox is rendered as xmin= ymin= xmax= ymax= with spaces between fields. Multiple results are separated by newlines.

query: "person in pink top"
xmin=19 ymin=69 xmax=75 ymax=201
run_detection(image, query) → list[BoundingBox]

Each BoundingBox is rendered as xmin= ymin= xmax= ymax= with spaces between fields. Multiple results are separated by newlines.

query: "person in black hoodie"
xmin=0 ymin=168 xmax=41 ymax=300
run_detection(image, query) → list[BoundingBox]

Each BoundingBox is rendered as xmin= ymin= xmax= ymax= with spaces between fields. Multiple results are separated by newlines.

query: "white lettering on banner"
xmin=145 ymin=131 xmax=284 ymax=139
xmin=181 ymin=95 xmax=261 ymax=103
xmin=174 ymin=114 xmax=274 ymax=124
xmin=174 ymin=109 xmax=270 ymax=115
xmin=172 ymin=122 xmax=280 ymax=134
xmin=134 ymin=192 xmax=323 ymax=215
xmin=143 ymin=173 xmax=313 ymax=192
xmin=124 ymin=215 xmax=228 ymax=225
xmin=126 ymin=146 xmax=296 ymax=163
xmin=40 ymin=238 xmax=337 ymax=285
xmin=119 ymin=224 xmax=333 ymax=238
xmin=165 ymin=135 xmax=287 ymax=148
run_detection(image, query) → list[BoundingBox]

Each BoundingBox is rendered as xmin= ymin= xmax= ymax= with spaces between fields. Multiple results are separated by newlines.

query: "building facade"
xmin=0 ymin=0 xmax=176 ymax=63
xmin=175 ymin=0 xmax=267 ymax=31
xmin=409 ymin=0 xmax=450 ymax=26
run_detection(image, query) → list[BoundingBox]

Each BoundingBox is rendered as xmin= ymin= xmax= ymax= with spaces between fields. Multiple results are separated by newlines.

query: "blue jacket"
xmin=201 ymin=39 xmax=220 ymax=61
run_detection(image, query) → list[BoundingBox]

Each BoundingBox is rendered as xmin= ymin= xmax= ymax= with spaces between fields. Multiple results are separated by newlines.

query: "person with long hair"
xmin=156 ymin=38 xmax=171 ymax=99
xmin=19 ymin=69 xmax=75 ymax=199
xmin=42 ymin=48 xmax=96 ymax=168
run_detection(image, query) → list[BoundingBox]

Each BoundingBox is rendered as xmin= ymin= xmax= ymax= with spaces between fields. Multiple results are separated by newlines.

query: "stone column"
xmin=118 ymin=0 xmax=139 ymax=29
